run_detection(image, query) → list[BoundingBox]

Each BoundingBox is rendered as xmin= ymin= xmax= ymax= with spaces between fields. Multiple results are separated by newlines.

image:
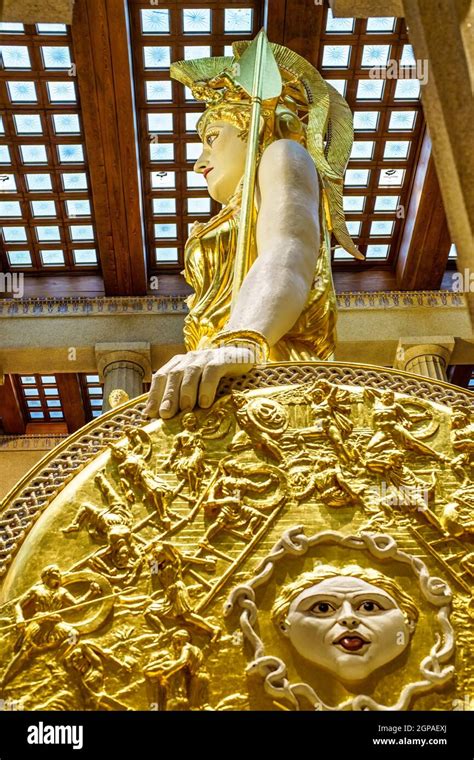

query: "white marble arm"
xmin=227 ymin=138 xmax=320 ymax=345
xmin=145 ymin=139 xmax=321 ymax=419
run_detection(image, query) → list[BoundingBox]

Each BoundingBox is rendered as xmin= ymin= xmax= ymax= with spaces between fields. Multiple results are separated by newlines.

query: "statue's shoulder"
xmin=262 ymin=136 xmax=310 ymax=158
xmin=258 ymin=139 xmax=317 ymax=189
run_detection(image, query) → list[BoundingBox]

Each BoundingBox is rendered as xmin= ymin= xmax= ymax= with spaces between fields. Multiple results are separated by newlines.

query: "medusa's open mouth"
xmin=333 ymin=633 xmax=370 ymax=652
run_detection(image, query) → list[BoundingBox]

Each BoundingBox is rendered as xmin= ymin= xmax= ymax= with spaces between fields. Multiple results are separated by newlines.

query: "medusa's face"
xmin=193 ymin=120 xmax=247 ymax=204
xmin=280 ymin=576 xmax=411 ymax=683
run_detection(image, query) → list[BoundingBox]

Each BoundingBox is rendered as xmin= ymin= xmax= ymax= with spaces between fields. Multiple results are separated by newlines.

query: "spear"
xmin=230 ymin=29 xmax=282 ymax=311
xmin=0 ymin=591 xmax=123 ymax=635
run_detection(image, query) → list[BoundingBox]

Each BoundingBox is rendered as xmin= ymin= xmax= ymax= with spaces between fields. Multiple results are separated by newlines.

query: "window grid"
xmin=320 ymin=11 xmax=424 ymax=265
xmin=0 ymin=24 xmax=100 ymax=272
xmin=129 ymin=1 xmax=261 ymax=272
xmin=16 ymin=373 xmax=64 ymax=421
xmin=80 ymin=373 xmax=104 ymax=420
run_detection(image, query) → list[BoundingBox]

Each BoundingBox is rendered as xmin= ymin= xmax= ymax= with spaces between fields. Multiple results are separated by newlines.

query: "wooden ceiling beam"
xmin=0 ymin=376 xmax=26 ymax=435
xmin=396 ymin=130 xmax=451 ymax=290
xmin=265 ymin=0 xmax=324 ymax=64
xmin=264 ymin=0 xmax=286 ymax=44
xmin=56 ymin=374 xmax=87 ymax=433
xmin=71 ymin=0 xmax=147 ymax=296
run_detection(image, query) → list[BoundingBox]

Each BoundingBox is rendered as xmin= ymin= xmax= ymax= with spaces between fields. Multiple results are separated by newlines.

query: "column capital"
xmin=394 ymin=336 xmax=455 ymax=369
xmin=95 ymin=342 xmax=152 ymax=382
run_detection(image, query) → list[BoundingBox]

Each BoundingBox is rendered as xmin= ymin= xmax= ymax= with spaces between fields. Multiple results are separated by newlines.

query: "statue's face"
xmin=280 ymin=576 xmax=411 ymax=683
xmin=172 ymin=631 xmax=189 ymax=652
xmin=194 ymin=120 xmax=247 ymax=204
xmin=183 ymin=413 xmax=198 ymax=431
xmin=115 ymin=545 xmax=131 ymax=567
xmin=70 ymin=649 xmax=87 ymax=668
xmin=45 ymin=569 xmax=61 ymax=588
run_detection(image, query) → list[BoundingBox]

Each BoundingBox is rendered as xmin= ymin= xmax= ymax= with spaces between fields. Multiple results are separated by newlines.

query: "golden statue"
xmin=0 ymin=33 xmax=472 ymax=714
xmin=144 ymin=32 xmax=362 ymax=421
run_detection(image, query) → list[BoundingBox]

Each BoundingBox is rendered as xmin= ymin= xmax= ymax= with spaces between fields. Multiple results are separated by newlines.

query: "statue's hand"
xmin=45 ymin=613 xmax=62 ymax=624
xmin=144 ymin=347 xmax=255 ymax=419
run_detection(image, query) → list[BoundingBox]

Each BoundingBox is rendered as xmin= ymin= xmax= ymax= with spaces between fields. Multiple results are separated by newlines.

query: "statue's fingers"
xmin=159 ymin=368 xmax=185 ymax=418
xmin=144 ymin=355 xmax=183 ymax=417
xmin=198 ymin=362 xmax=224 ymax=409
xmin=144 ymin=372 xmax=167 ymax=418
xmin=179 ymin=365 xmax=201 ymax=411
xmin=156 ymin=353 xmax=186 ymax=375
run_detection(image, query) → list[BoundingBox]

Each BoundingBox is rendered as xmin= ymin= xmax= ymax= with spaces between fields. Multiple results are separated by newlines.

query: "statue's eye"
xmin=309 ymin=601 xmax=335 ymax=615
xmin=206 ymin=130 xmax=219 ymax=147
xmin=358 ymin=600 xmax=382 ymax=612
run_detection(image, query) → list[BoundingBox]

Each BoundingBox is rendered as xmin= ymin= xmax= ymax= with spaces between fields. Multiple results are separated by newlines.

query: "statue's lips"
xmin=333 ymin=634 xmax=370 ymax=652
xmin=203 ymin=167 xmax=213 ymax=179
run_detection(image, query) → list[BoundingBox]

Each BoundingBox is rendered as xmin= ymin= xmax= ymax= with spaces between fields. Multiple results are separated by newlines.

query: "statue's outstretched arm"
xmin=145 ymin=139 xmax=320 ymax=421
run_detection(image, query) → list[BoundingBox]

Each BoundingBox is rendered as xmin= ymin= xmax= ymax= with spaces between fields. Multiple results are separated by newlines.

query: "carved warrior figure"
xmin=229 ymin=395 xmax=291 ymax=463
xmin=145 ymin=541 xmax=220 ymax=641
xmin=144 ymin=629 xmax=210 ymax=711
xmin=63 ymin=641 xmax=130 ymax=711
xmin=450 ymin=409 xmax=474 ymax=485
xmin=144 ymin=34 xmax=362 ymax=420
xmin=290 ymin=453 xmax=365 ymax=509
xmin=88 ymin=525 xmax=144 ymax=585
xmin=110 ymin=432 xmax=175 ymax=528
xmin=148 ymin=539 xmax=217 ymax=577
xmin=62 ymin=471 xmax=133 ymax=539
xmin=301 ymin=381 xmax=356 ymax=464
xmin=366 ymin=390 xmax=446 ymax=463
xmin=365 ymin=449 xmax=443 ymax=532
xmin=164 ymin=412 xmax=208 ymax=496
xmin=441 ymin=483 xmax=474 ymax=538
xmin=0 ymin=565 xmax=102 ymax=687
xmin=118 ymin=456 xmax=175 ymax=526
xmin=200 ymin=459 xmax=277 ymax=544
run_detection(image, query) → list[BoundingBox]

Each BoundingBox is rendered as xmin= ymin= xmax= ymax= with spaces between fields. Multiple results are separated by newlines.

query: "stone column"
xmin=394 ymin=337 xmax=455 ymax=381
xmin=331 ymin=0 xmax=474 ymax=326
xmin=95 ymin=343 xmax=151 ymax=413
